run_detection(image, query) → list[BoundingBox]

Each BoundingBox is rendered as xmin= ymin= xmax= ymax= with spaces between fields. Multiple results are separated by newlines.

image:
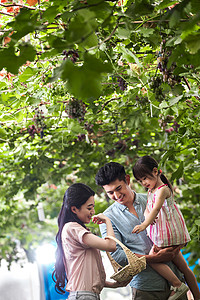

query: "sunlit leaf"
xmin=184 ymin=33 xmax=200 ymax=54
xmin=171 ymin=161 xmax=184 ymax=182
xmin=18 ymin=67 xmax=37 ymax=82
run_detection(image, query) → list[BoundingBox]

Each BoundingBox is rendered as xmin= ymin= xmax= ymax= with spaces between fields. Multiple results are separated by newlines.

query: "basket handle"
xmin=106 ymin=251 xmax=122 ymax=272
xmin=105 ymin=235 xmax=146 ymax=274
xmin=105 ymin=235 xmax=134 ymax=259
xmin=105 ymin=236 xmax=127 ymax=270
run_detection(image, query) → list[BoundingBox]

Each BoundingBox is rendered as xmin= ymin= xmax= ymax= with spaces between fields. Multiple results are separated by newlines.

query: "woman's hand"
xmin=92 ymin=213 xmax=109 ymax=224
xmin=105 ymin=278 xmax=131 ymax=288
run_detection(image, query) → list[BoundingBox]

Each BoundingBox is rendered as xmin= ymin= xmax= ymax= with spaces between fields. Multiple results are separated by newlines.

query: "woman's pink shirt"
xmin=62 ymin=222 xmax=106 ymax=294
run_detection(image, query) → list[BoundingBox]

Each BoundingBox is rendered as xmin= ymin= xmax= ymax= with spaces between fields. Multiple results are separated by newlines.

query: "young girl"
xmin=53 ymin=182 xmax=128 ymax=300
xmin=132 ymin=155 xmax=200 ymax=300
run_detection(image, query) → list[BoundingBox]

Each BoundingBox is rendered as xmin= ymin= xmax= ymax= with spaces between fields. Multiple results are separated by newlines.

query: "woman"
xmin=53 ymin=182 xmax=128 ymax=300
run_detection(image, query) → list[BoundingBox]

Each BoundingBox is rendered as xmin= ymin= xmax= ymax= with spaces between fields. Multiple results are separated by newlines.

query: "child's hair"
xmin=95 ymin=162 xmax=126 ymax=186
xmin=53 ymin=183 xmax=95 ymax=294
xmin=132 ymin=155 xmax=173 ymax=192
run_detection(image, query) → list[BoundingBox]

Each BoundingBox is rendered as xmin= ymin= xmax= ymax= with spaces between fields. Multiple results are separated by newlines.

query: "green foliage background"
xmin=0 ymin=0 xmax=199 ymax=279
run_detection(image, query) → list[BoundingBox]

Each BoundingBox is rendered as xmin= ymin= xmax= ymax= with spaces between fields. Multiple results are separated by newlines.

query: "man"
xmin=95 ymin=162 xmax=188 ymax=300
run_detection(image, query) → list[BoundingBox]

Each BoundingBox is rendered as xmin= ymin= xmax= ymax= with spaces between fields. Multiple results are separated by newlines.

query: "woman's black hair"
xmin=132 ymin=155 xmax=173 ymax=192
xmin=52 ymin=183 xmax=95 ymax=294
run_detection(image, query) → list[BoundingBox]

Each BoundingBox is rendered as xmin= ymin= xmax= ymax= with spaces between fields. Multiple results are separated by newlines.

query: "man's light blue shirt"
xmin=100 ymin=192 xmax=170 ymax=291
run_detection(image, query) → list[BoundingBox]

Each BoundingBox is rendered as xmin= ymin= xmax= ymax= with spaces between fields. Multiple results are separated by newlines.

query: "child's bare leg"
xmin=149 ymin=263 xmax=182 ymax=286
xmin=149 ymin=262 xmax=182 ymax=296
xmin=172 ymin=252 xmax=200 ymax=300
xmin=187 ymin=290 xmax=194 ymax=300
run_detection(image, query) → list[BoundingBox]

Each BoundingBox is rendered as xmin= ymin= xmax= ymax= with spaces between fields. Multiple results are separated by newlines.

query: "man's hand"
xmin=144 ymin=245 xmax=182 ymax=263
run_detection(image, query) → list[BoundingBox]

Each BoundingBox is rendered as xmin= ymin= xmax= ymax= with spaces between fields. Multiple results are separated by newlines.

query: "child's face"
xmin=138 ymin=168 xmax=158 ymax=190
xmin=72 ymin=196 xmax=95 ymax=224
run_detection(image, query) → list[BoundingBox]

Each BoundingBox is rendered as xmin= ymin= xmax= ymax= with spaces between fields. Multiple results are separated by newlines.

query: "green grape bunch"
xmin=65 ymin=98 xmax=86 ymax=121
xmin=148 ymin=76 xmax=165 ymax=102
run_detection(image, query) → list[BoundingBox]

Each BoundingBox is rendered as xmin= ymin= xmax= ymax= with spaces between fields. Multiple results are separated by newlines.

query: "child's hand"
xmin=92 ymin=213 xmax=108 ymax=224
xmin=132 ymin=223 xmax=146 ymax=234
xmin=150 ymin=216 xmax=158 ymax=225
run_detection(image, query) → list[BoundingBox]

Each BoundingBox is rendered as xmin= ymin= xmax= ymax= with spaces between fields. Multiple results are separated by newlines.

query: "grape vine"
xmin=157 ymin=40 xmax=182 ymax=87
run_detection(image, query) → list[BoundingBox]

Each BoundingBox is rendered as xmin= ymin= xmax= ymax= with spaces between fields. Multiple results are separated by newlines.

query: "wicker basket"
xmin=106 ymin=236 xmax=146 ymax=282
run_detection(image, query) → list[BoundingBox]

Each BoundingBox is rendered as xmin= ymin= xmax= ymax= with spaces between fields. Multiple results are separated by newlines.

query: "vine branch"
xmin=0 ymin=2 xmax=36 ymax=10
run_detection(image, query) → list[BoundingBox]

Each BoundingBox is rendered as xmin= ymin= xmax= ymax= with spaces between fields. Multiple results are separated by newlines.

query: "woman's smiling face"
xmin=71 ymin=196 xmax=95 ymax=224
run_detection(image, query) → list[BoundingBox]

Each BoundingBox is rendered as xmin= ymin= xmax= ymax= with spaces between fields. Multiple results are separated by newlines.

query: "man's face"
xmin=103 ymin=175 xmax=134 ymax=207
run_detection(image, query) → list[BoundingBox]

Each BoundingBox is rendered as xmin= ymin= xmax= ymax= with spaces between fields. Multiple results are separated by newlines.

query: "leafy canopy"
xmin=0 ymin=0 xmax=200 ymax=278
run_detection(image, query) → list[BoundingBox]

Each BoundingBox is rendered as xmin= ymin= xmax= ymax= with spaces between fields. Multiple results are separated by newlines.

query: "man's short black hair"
xmin=95 ymin=162 xmax=126 ymax=186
